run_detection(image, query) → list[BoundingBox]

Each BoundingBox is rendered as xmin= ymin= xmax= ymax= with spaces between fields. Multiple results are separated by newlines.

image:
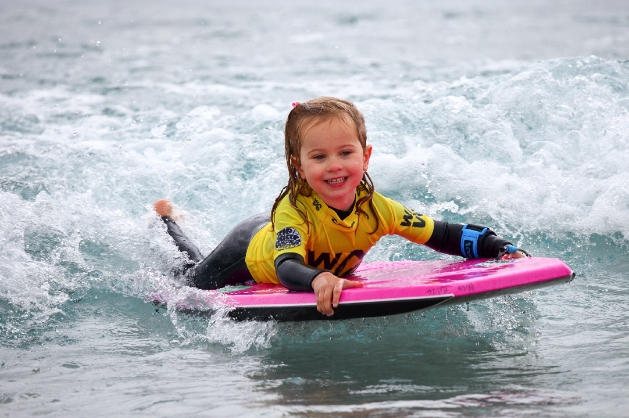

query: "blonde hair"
xmin=271 ymin=96 xmax=379 ymax=233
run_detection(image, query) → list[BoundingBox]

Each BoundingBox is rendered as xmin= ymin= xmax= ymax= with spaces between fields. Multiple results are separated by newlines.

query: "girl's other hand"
xmin=311 ymin=272 xmax=364 ymax=316
xmin=502 ymin=250 xmax=527 ymax=260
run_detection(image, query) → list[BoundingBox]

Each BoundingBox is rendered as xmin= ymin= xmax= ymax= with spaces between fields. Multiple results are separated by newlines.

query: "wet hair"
xmin=271 ymin=96 xmax=379 ymax=233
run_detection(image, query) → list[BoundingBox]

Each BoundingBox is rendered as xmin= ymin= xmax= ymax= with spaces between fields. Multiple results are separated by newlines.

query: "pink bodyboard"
xmin=166 ymin=257 xmax=574 ymax=321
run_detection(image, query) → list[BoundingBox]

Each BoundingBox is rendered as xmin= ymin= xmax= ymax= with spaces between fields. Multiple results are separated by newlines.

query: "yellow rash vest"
xmin=245 ymin=189 xmax=435 ymax=284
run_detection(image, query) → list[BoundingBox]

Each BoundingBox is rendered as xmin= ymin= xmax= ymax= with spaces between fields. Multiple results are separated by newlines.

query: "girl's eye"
xmin=341 ymin=150 xmax=352 ymax=156
xmin=313 ymin=154 xmax=325 ymax=160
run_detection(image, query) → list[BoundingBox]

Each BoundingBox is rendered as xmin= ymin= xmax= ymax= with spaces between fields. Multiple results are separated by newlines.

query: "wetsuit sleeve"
xmin=274 ymin=253 xmax=327 ymax=292
xmin=376 ymin=194 xmax=511 ymax=259
xmin=425 ymin=221 xmax=512 ymax=258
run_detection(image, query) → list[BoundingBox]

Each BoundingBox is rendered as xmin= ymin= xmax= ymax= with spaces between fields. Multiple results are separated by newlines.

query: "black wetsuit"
xmin=160 ymin=213 xmax=511 ymax=292
xmin=161 ymin=214 xmax=269 ymax=289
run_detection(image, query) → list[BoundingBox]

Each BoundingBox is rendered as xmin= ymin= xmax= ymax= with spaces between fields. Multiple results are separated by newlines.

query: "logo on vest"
xmin=400 ymin=207 xmax=426 ymax=228
xmin=307 ymin=249 xmax=365 ymax=276
xmin=275 ymin=227 xmax=302 ymax=250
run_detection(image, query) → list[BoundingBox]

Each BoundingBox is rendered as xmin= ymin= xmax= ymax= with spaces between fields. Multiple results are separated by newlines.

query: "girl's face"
xmin=292 ymin=117 xmax=372 ymax=211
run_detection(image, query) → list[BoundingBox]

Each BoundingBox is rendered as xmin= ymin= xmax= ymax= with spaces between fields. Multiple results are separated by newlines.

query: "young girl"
xmin=154 ymin=97 xmax=524 ymax=316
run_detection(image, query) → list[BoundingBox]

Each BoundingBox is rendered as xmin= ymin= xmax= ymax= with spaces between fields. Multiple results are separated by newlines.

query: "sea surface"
xmin=1 ymin=0 xmax=629 ymax=416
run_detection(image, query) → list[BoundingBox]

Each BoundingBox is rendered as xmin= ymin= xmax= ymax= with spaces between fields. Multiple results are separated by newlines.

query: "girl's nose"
xmin=327 ymin=156 xmax=343 ymax=171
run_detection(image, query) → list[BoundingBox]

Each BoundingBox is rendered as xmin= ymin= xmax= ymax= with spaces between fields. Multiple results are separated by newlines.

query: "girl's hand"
xmin=501 ymin=250 xmax=527 ymax=260
xmin=311 ymin=272 xmax=364 ymax=316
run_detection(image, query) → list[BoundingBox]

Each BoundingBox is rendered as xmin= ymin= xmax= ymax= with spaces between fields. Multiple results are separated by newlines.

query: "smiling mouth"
xmin=325 ymin=177 xmax=347 ymax=185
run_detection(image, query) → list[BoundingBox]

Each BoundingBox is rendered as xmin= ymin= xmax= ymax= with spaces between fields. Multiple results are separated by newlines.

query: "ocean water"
xmin=2 ymin=0 xmax=629 ymax=416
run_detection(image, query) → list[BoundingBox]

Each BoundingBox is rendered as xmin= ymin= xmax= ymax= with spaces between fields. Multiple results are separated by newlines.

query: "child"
xmin=154 ymin=97 xmax=525 ymax=317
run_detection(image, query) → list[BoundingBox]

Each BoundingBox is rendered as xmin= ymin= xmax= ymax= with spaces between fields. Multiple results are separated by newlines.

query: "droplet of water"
xmin=96 ymin=41 xmax=100 ymax=46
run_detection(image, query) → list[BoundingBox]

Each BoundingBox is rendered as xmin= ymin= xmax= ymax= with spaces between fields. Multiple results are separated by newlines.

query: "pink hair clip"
xmin=292 ymin=102 xmax=300 ymax=108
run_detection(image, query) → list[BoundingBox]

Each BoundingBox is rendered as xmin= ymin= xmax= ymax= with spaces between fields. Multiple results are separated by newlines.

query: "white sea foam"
xmin=2 ymin=56 xmax=629 ymax=338
xmin=368 ymin=57 xmax=629 ymax=240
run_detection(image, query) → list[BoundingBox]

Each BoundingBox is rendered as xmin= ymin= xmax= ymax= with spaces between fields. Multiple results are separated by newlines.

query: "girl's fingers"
xmin=332 ymin=280 xmax=344 ymax=308
xmin=342 ymin=279 xmax=364 ymax=289
xmin=317 ymin=286 xmax=333 ymax=315
xmin=323 ymin=286 xmax=334 ymax=315
xmin=316 ymin=288 xmax=326 ymax=314
xmin=314 ymin=275 xmax=364 ymax=316
xmin=332 ymin=279 xmax=364 ymax=308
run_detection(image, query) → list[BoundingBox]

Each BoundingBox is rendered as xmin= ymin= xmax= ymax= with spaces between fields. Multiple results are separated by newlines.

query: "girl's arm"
xmin=274 ymin=253 xmax=363 ymax=316
xmin=425 ymin=221 xmax=515 ymax=259
xmin=378 ymin=194 xmax=524 ymax=259
xmin=274 ymin=253 xmax=324 ymax=291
